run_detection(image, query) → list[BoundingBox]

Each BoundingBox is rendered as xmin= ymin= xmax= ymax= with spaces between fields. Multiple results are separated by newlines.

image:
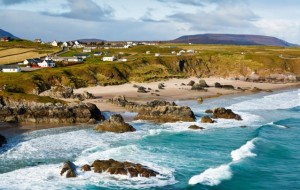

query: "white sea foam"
xmin=269 ymin=122 xmax=288 ymax=129
xmin=189 ymin=137 xmax=258 ymax=186
xmin=231 ymin=138 xmax=257 ymax=162
xmin=229 ymin=90 xmax=300 ymax=111
xmin=188 ymin=164 xmax=232 ymax=186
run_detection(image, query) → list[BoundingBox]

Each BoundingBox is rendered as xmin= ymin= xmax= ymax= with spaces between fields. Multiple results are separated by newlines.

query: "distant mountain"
xmin=0 ymin=29 xmax=18 ymax=39
xmin=77 ymin=39 xmax=106 ymax=43
xmin=171 ymin=34 xmax=297 ymax=47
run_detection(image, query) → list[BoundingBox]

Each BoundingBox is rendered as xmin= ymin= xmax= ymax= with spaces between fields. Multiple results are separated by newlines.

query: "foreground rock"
xmin=134 ymin=100 xmax=196 ymax=123
xmin=110 ymin=96 xmax=196 ymax=123
xmin=213 ymin=107 xmax=242 ymax=120
xmin=0 ymin=96 xmax=104 ymax=124
xmin=92 ymin=159 xmax=159 ymax=177
xmin=201 ymin=116 xmax=215 ymax=123
xmin=0 ymin=134 xmax=7 ymax=147
xmin=189 ymin=125 xmax=205 ymax=130
xmin=94 ymin=114 xmax=136 ymax=133
xmin=60 ymin=161 xmax=77 ymax=178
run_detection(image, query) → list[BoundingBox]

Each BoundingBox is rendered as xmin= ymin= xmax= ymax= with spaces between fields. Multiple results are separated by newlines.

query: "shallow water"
xmin=0 ymin=88 xmax=299 ymax=190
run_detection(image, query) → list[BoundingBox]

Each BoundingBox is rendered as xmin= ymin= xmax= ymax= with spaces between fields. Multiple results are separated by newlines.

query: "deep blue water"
xmin=0 ymin=88 xmax=299 ymax=190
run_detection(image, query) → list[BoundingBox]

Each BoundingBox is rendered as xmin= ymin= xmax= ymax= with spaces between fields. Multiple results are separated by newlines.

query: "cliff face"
xmin=0 ymin=96 xmax=104 ymax=124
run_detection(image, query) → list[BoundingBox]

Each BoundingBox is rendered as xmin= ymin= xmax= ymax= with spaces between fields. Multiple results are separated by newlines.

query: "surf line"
xmin=188 ymin=137 xmax=258 ymax=186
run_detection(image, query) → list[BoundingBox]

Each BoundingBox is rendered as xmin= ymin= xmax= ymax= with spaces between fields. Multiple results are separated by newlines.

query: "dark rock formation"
xmin=60 ymin=161 xmax=77 ymax=178
xmin=201 ymin=116 xmax=215 ymax=123
xmin=134 ymin=100 xmax=196 ymax=123
xmin=81 ymin=164 xmax=91 ymax=171
xmin=198 ymin=80 xmax=209 ymax=88
xmin=213 ymin=107 xmax=242 ymax=120
xmin=215 ymin=83 xmax=234 ymax=90
xmin=191 ymin=84 xmax=207 ymax=91
xmin=82 ymin=91 xmax=95 ymax=99
xmin=110 ymin=96 xmax=196 ymax=123
xmin=0 ymin=97 xmax=104 ymax=124
xmin=94 ymin=114 xmax=136 ymax=133
xmin=137 ymin=86 xmax=147 ymax=93
xmin=91 ymin=159 xmax=158 ymax=177
xmin=205 ymin=109 xmax=213 ymax=114
xmin=39 ymin=86 xmax=73 ymax=99
xmin=0 ymin=134 xmax=7 ymax=147
xmin=187 ymin=80 xmax=195 ymax=86
xmin=189 ymin=125 xmax=205 ymax=130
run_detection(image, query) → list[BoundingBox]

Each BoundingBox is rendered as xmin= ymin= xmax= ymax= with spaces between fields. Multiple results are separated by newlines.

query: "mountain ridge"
xmin=171 ymin=34 xmax=297 ymax=47
xmin=0 ymin=29 xmax=18 ymax=39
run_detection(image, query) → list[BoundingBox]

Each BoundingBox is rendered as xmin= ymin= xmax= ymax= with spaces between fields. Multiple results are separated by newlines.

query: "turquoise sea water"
xmin=0 ymin=88 xmax=299 ymax=190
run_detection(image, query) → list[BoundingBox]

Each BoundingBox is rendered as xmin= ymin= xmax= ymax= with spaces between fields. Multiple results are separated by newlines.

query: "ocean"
xmin=0 ymin=88 xmax=299 ymax=190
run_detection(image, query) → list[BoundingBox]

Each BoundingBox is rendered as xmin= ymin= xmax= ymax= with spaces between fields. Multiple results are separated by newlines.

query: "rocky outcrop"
xmin=94 ymin=114 xmax=136 ymax=133
xmin=0 ymin=134 xmax=7 ymax=147
xmin=0 ymin=97 xmax=104 ymax=124
xmin=137 ymin=86 xmax=147 ymax=93
xmin=191 ymin=84 xmax=206 ymax=91
xmin=199 ymin=80 xmax=209 ymax=88
xmin=189 ymin=125 xmax=205 ymax=130
xmin=81 ymin=164 xmax=91 ymax=171
xmin=158 ymin=83 xmax=165 ymax=89
xmin=187 ymin=80 xmax=195 ymax=86
xmin=205 ymin=109 xmax=213 ymax=113
xmin=60 ymin=161 xmax=77 ymax=178
xmin=110 ymin=96 xmax=196 ymax=123
xmin=134 ymin=100 xmax=196 ymax=123
xmin=39 ymin=86 xmax=95 ymax=100
xmin=212 ymin=107 xmax=242 ymax=120
xmin=91 ymin=159 xmax=158 ymax=177
xmin=201 ymin=116 xmax=215 ymax=123
xmin=215 ymin=82 xmax=234 ymax=90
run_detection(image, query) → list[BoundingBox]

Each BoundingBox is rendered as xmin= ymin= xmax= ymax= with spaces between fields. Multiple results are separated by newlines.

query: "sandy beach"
xmin=74 ymin=77 xmax=300 ymax=112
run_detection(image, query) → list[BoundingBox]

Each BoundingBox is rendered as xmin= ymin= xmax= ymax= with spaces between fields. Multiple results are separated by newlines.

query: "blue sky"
xmin=0 ymin=0 xmax=299 ymax=43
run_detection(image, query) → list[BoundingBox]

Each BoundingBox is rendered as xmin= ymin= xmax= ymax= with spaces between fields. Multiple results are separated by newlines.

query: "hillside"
xmin=172 ymin=34 xmax=296 ymax=47
xmin=0 ymin=29 xmax=18 ymax=39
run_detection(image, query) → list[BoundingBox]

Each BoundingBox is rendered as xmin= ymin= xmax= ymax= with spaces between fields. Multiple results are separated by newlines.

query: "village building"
xmin=0 ymin=37 xmax=12 ymax=42
xmin=74 ymin=53 xmax=89 ymax=60
xmin=155 ymin=53 xmax=160 ymax=57
xmin=51 ymin=57 xmax=83 ymax=62
xmin=23 ymin=58 xmax=42 ymax=66
xmin=83 ymin=47 xmax=92 ymax=53
xmin=146 ymin=51 xmax=151 ymax=54
xmin=38 ymin=57 xmax=55 ymax=67
xmin=118 ymin=58 xmax=128 ymax=62
xmin=51 ymin=40 xmax=58 ymax=47
xmin=102 ymin=56 xmax=117 ymax=62
xmin=94 ymin=52 xmax=102 ymax=56
xmin=1 ymin=66 xmax=21 ymax=73
xmin=34 ymin=39 xmax=42 ymax=43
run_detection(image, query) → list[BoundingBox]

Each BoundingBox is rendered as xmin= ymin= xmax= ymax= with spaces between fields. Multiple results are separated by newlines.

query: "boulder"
xmin=187 ymin=80 xmax=195 ymax=86
xmin=191 ymin=84 xmax=206 ymax=91
xmin=189 ymin=125 xmax=205 ymax=130
xmin=95 ymin=114 xmax=136 ymax=133
xmin=0 ymin=134 xmax=7 ymax=147
xmin=137 ymin=86 xmax=147 ymax=93
xmin=158 ymin=83 xmax=165 ymax=89
xmin=60 ymin=161 xmax=77 ymax=178
xmin=134 ymin=100 xmax=196 ymax=123
xmin=222 ymin=85 xmax=234 ymax=90
xmin=198 ymin=80 xmax=209 ymax=88
xmin=82 ymin=91 xmax=95 ymax=99
xmin=201 ymin=116 xmax=215 ymax=123
xmin=205 ymin=109 xmax=213 ymax=114
xmin=197 ymin=97 xmax=203 ymax=104
xmin=213 ymin=107 xmax=242 ymax=120
xmin=215 ymin=82 xmax=222 ymax=88
xmin=91 ymin=159 xmax=158 ymax=177
xmin=81 ymin=164 xmax=91 ymax=171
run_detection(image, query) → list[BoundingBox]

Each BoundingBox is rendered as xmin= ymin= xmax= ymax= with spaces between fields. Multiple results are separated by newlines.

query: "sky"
xmin=0 ymin=0 xmax=299 ymax=43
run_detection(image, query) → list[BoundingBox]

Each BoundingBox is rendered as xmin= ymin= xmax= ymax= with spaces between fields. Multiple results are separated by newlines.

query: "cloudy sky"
xmin=0 ymin=0 xmax=299 ymax=43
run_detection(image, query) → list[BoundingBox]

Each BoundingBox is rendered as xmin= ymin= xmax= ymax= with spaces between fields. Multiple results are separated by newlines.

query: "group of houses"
xmin=0 ymin=37 xmax=12 ymax=42
xmin=21 ymin=57 xmax=56 ymax=68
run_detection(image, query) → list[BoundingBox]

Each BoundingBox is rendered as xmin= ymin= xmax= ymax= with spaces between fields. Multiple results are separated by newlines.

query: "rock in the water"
xmin=199 ymin=80 xmax=209 ymax=88
xmin=197 ymin=97 xmax=203 ymax=103
xmin=189 ymin=125 xmax=205 ymax=130
xmin=205 ymin=109 xmax=213 ymax=114
xmin=201 ymin=116 xmax=215 ymax=123
xmin=95 ymin=114 xmax=136 ymax=133
xmin=0 ymin=134 xmax=7 ymax=147
xmin=213 ymin=107 xmax=242 ymax=120
xmin=81 ymin=164 xmax=91 ymax=171
xmin=60 ymin=161 xmax=77 ymax=178
xmin=187 ymin=80 xmax=195 ymax=86
xmin=91 ymin=159 xmax=158 ymax=177
xmin=134 ymin=100 xmax=196 ymax=123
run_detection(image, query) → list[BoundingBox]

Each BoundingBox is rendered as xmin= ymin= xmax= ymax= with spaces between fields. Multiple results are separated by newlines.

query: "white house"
xmin=38 ymin=57 xmax=55 ymax=67
xmin=51 ymin=40 xmax=58 ymax=47
xmin=74 ymin=53 xmax=89 ymax=60
xmin=2 ymin=66 xmax=21 ymax=73
xmin=146 ymin=51 xmax=151 ymax=54
xmin=94 ymin=52 xmax=102 ymax=56
xmin=155 ymin=53 xmax=160 ymax=57
xmin=171 ymin=51 xmax=176 ymax=54
xmin=118 ymin=58 xmax=127 ymax=62
xmin=102 ymin=56 xmax=117 ymax=62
